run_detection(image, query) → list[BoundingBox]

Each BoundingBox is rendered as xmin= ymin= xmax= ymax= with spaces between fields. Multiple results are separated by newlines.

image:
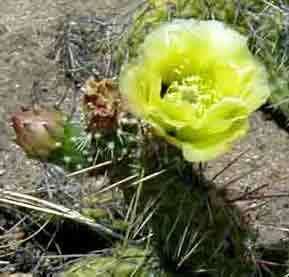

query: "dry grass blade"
xmin=132 ymin=205 xmax=159 ymax=240
xmin=227 ymin=183 xmax=269 ymax=203
xmin=233 ymin=193 xmax=289 ymax=202
xmin=0 ymin=189 xmax=128 ymax=241
xmin=125 ymin=178 xmax=143 ymax=242
xmin=130 ymin=168 xmax=169 ymax=187
xmin=65 ymin=160 xmax=113 ymax=177
xmin=177 ymin=232 xmax=209 ymax=269
xmin=259 ymin=223 xmax=289 ymax=233
xmin=211 ymin=148 xmax=251 ymax=182
xmin=96 ymin=174 xmax=138 ymax=195
xmin=0 ymin=216 xmax=51 ymax=252
xmin=21 ymin=218 xmax=51 ymax=244
xmin=165 ymin=202 xmax=183 ymax=252
xmin=131 ymin=187 xmax=166 ymax=239
xmin=222 ymin=165 xmax=262 ymax=190
xmin=243 ymin=200 xmax=268 ymax=214
xmin=176 ymin=205 xmax=195 ymax=260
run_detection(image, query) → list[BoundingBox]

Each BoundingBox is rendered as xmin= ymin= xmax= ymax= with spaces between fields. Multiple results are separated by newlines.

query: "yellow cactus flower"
xmin=120 ymin=19 xmax=270 ymax=162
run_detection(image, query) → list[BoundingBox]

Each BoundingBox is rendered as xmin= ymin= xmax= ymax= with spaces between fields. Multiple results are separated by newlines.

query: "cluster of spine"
xmin=80 ymin=77 xmax=140 ymax=163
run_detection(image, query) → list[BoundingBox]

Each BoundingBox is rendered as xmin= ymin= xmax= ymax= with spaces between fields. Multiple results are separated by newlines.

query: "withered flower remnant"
xmin=81 ymin=78 xmax=120 ymax=135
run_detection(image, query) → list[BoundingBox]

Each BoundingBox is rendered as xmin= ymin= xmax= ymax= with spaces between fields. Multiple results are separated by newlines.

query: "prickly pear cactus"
xmin=11 ymin=1 xmax=286 ymax=276
xmin=116 ymin=131 xmax=255 ymax=276
xmin=11 ymin=81 xmax=139 ymax=169
xmin=80 ymin=77 xmax=139 ymax=162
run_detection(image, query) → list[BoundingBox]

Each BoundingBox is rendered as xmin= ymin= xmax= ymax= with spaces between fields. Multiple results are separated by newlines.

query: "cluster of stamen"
xmin=165 ymin=75 xmax=219 ymax=117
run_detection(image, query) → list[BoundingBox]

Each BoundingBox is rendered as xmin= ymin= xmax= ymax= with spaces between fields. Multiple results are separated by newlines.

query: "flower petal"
xmin=139 ymin=20 xmax=212 ymax=83
xmin=199 ymin=98 xmax=248 ymax=134
xmin=240 ymin=62 xmax=271 ymax=112
xmin=120 ymin=63 xmax=161 ymax=116
xmin=181 ymin=119 xmax=249 ymax=162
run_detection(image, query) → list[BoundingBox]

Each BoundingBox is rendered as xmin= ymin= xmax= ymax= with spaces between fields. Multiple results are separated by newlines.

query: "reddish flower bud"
xmin=11 ymin=106 xmax=65 ymax=159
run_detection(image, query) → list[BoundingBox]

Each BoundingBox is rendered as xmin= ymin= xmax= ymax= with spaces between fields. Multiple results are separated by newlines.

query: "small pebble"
xmin=0 ymin=24 xmax=8 ymax=36
xmin=0 ymin=169 xmax=6 ymax=176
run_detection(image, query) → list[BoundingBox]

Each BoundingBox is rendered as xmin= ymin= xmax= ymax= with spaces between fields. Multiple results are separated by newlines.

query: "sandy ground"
xmin=206 ymin=112 xmax=289 ymax=245
xmin=0 ymin=0 xmax=289 ymax=265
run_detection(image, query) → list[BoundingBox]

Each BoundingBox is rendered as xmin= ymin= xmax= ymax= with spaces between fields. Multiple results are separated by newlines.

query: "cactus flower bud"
xmin=120 ymin=19 xmax=270 ymax=162
xmin=12 ymin=106 xmax=65 ymax=159
xmin=12 ymin=106 xmax=88 ymax=169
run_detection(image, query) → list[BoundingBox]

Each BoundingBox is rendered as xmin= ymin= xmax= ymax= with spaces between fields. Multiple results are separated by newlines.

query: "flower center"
xmin=163 ymin=75 xmax=219 ymax=117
